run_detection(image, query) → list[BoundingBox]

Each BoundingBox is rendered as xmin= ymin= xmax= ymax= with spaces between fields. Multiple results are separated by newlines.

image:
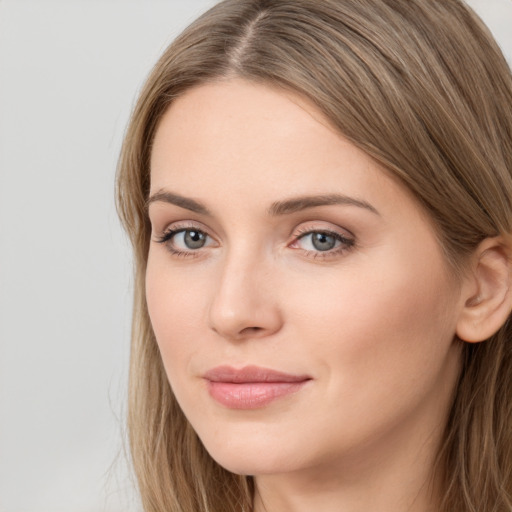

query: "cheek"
xmin=284 ymin=248 xmax=459 ymax=393
xmin=269 ymin=255 xmax=461 ymax=456
xmin=145 ymin=254 xmax=208 ymax=377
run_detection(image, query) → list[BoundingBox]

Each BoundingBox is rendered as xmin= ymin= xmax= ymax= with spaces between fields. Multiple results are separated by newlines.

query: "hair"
xmin=116 ymin=1 xmax=512 ymax=511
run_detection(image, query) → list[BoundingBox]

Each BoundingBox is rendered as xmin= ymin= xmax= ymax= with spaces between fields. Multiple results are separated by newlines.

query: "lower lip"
xmin=207 ymin=381 xmax=308 ymax=409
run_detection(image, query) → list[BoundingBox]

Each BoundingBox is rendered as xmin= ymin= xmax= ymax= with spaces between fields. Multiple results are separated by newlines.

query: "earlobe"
xmin=456 ymin=237 xmax=512 ymax=343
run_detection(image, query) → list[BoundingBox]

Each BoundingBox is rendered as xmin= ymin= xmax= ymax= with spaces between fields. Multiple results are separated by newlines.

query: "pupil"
xmin=184 ymin=230 xmax=206 ymax=249
xmin=312 ymin=232 xmax=336 ymax=251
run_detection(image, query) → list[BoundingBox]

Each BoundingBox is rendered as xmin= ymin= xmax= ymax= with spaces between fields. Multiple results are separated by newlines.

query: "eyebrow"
xmin=146 ymin=190 xmax=379 ymax=217
xmin=146 ymin=190 xmax=211 ymax=215
xmin=268 ymin=194 xmax=380 ymax=216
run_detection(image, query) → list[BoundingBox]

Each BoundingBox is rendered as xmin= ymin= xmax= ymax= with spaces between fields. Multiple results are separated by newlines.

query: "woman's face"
xmin=146 ymin=79 xmax=464 ymax=479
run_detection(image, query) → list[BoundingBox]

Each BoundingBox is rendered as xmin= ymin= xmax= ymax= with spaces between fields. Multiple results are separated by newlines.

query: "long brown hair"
xmin=116 ymin=1 xmax=512 ymax=510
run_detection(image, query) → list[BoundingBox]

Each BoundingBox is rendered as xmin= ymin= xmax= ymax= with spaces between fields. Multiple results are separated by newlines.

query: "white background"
xmin=0 ymin=1 xmax=510 ymax=511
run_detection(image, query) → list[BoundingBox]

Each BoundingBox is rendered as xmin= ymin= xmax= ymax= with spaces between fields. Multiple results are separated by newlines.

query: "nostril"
xmin=241 ymin=326 xmax=264 ymax=335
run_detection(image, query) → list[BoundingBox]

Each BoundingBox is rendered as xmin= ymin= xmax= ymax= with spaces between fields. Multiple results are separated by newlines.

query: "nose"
xmin=208 ymin=254 xmax=283 ymax=341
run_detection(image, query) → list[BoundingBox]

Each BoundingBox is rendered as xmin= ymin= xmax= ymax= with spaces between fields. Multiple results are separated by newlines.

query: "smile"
xmin=203 ymin=365 xmax=312 ymax=409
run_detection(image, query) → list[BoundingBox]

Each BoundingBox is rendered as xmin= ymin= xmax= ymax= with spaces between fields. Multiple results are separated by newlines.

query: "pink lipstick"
xmin=203 ymin=365 xmax=311 ymax=409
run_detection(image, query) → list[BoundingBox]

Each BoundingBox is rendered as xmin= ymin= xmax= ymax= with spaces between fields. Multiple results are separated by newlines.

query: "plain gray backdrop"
xmin=0 ymin=1 xmax=511 ymax=511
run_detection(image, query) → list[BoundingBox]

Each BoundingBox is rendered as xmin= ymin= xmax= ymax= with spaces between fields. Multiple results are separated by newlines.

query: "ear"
xmin=456 ymin=237 xmax=512 ymax=343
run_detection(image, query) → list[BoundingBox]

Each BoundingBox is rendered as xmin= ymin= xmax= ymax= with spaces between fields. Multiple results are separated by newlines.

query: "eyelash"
xmin=154 ymin=224 xmax=355 ymax=260
xmin=292 ymin=227 xmax=355 ymax=259
xmin=155 ymin=223 xmax=210 ymax=259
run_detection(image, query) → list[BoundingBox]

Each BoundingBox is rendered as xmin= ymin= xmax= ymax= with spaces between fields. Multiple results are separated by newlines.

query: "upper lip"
xmin=203 ymin=365 xmax=311 ymax=383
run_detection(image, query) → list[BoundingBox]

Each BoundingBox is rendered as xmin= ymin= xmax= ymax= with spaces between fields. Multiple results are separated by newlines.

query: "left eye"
xmin=295 ymin=231 xmax=346 ymax=252
xmin=175 ymin=229 xmax=209 ymax=249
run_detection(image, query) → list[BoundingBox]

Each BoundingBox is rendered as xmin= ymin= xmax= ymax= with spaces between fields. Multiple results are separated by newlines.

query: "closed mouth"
xmin=203 ymin=365 xmax=311 ymax=409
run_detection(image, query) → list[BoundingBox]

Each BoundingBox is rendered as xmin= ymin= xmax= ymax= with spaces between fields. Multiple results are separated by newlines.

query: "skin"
xmin=146 ymin=79 xmax=468 ymax=512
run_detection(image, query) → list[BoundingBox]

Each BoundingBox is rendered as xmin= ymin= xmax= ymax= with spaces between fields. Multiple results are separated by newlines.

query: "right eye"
xmin=156 ymin=227 xmax=215 ymax=255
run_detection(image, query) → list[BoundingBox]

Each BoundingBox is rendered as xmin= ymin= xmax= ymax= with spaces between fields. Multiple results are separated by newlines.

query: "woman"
xmin=116 ymin=1 xmax=512 ymax=511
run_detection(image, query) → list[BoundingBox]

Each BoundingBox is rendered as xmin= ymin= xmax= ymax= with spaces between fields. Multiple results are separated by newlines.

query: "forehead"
xmin=150 ymin=79 xmax=394 ymax=204
xmin=151 ymin=79 xmax=339 ymax=178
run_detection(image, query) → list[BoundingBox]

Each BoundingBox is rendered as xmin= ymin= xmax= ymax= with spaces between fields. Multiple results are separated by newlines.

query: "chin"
xmin=198 ymin=430 xmax=310 ymax=476
xmin=209 ymin=451 xmax=300 ymax=477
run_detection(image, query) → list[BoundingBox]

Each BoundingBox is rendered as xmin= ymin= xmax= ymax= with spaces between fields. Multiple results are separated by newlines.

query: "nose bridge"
xmin=208 ymin=245 xmax=281 ymax=340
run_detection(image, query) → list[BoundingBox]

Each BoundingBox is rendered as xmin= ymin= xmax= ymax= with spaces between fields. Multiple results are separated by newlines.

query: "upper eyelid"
xmin=161 ymin=226 xmax=213 ymax=242
xmin=295 ymin=227 xmax=350 ymax=236
xmin=157 ymin=220 xmax=212 ymax=236
xmin=292 ymin=222 xmax=355 ymax=239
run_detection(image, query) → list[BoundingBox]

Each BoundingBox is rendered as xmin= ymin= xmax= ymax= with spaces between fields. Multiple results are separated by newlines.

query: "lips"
xmin=203 ymin=365 xmax=311 ymax=409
